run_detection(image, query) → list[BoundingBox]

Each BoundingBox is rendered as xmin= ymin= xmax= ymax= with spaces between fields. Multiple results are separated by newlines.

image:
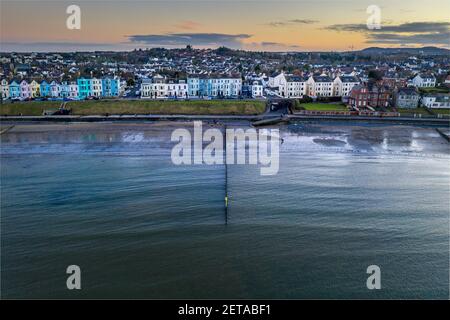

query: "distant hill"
xmin=357 ymin=46 xmax=450 ymax=55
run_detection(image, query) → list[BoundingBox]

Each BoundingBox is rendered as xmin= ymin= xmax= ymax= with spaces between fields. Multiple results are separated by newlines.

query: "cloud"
xmin=260 ymin=41 xmax=281 ymax=46
xmin=173 ymin=20 xmax=201 ymax=30
xmin=325 ymin=21 xmax=450 ymax=46
xmin=365 ymin=32 xmax=450 ymax=45
xmin=247 ymin=42 xmax=301 ymax=51
xmin=128 ymin=33 xmax=252 ymax=48
xmin=260 ymin=41 xmax=300 ymax=48
xmin=267 ymin=19 xmax=318 ymax=27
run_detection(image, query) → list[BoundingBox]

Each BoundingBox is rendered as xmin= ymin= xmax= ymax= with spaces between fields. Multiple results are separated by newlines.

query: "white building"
xmin=410 ymin=74 xmax=436 ymax=88
xmin=165 ymin=80 xmax=188 ymax=98
xmin=333 ymin=75 xmax=360 ymax=97
xmin=306 ymin=75 xmax=333 ymax=97
xmin=444 ymin=75 xmax=450 ymax=86
xmin=91 ymin=78 xmax=103 ymax=97
xmin=0 ymin=79 xmax=9 ymax=99
xmin=250 ymin=80 xmax=264 ymax=98
xmin=268 ymin=72 xmax=286 ymax=89
xmin=421 ymin=94 xmax=450 ymax=108
xmin=211 ymin=76 xmax=242 ymax=97
xmin=68 ymin=81 xmax=79 ymax=99
xmin=279 ymin=76 xmax=307 ymax=98
xmin=140 ymin=78 xmax=154 ymax=98
xmin=141 ymin=75 xmax=188 ymax=99
xmin=50 ymin=81 xmax=60 ymax=98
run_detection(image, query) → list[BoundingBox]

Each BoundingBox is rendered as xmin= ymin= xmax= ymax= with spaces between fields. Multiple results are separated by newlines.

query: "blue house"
xmin=40 ymin=80 xmax=51 ymax=98
xmin=9 ymin=80 xmax=21 ymax=99
xmin=77 ymin=77 xmax=93 ymax=99
xmin=101 ymin=77 xmax=120 ymax=97
xmin=59 ymin=82 xmax=71 ymax=99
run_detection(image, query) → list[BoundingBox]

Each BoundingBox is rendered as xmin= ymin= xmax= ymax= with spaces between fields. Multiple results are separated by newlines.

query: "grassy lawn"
xmin=396 ymin=108 xmax=432 ymax=115
xmin=299 ymin=103 xmax=348 ymax=111
xmin=419 ymin=87 xmax=450 ymax=94
xmin=0 ymin=99 xmax=266 ymax=116
xmin=431 ymin=108 xmax=450 ymax=115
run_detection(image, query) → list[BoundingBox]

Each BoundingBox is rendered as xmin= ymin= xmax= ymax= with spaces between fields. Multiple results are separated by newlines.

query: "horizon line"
xmin=1 ymin=45 xmax=449 ymax=54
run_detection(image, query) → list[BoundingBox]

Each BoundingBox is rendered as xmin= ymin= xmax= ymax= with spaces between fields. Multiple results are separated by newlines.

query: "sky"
xmin=1 ymin=0 xmax=449 ymax=52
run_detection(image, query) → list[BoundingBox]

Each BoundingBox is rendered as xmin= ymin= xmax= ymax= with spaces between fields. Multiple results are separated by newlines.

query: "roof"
xmin=424 ymin=93 xmax=450 ymax=102
xmin=188 ymin=73 xmax=241 ymax=79
xmin=285 ymin=75 xmax=307 ymax=82
xmin=251 ymin=80 xmax=263 ymax=85
xmin=416 ymin=73 xmax=435 ymax=80
xmin=16 ymin=64 xmax=30 ymax=71
xmin=270 ymin=72 xmax=282 ymax=77
xmin=350 ymin=82 xmax=390 ymax=94
xmin=339 ymin=76 xmax=359 ymax=83
xmin=397 ymin=87 xmax=419 ymax=96
xmin=313 ymin=75 xmax=332 ymax=82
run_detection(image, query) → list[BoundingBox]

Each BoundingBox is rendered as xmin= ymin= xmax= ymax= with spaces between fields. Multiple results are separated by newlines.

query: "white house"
xmin=0 ymin=79 xmax=9 ymax=99
xmin=165 ymin=80 xmax=188 ymax=98
xmin=279 ymin=75 xmax=307 ymax=98
xmin=250 ymin=80 xmax=264 ymax=98
xmin=68 ymin=81 xmax=79 ymax=99
xmin=410 ymin=74 xmax=436 ymax=88
xmin=50 ymin=81 xmax=60 ymax=98
xmin=307 ymin=75 xmax=333 ymax=97
xmin=91 ymin=78 xmax=103 ymax=97
xmin=421 ymin=94 xmax=450 ymax=109
xmin=141 ymin=75 xmax=188 ymax=99
xmin=333 ymin=75 xmax=360 ymax=97
xmin=268 ymin=72 xmax=286 ymax=89
xmin=140 ymin=78 xmax=154 ymax=98
xmin=444 ymin=75 xmax=450 ymax=87
xmin=211 ymin=76 xmax=242 ymax=97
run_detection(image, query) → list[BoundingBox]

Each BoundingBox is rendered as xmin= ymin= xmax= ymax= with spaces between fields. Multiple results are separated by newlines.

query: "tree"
xmin=126 ymin=78 xmax=135 ymax=87
xmin=368 ymin=70 xmax=383 ymax=81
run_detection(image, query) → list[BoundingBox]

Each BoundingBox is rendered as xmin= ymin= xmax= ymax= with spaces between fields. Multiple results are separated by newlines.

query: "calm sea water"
xmin=1 ymin=121 xmax=449 ymax=299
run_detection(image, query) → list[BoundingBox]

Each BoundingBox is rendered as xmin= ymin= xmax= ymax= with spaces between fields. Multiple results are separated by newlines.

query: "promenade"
xmin=1 ymin=113 xmax=449 ymax=126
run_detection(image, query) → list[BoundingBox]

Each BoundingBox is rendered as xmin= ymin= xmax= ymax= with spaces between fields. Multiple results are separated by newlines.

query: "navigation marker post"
xmin=224 ymin=125 xmax=228 ymax=225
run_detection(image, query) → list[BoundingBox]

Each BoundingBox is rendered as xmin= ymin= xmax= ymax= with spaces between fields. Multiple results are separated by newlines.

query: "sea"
xmin=1 ymin=121 xmax=449 ymax=299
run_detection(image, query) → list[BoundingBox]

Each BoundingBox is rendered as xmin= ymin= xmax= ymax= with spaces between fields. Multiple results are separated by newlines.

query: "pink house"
xmin=20 ymin=80 xmax=31 ymax=100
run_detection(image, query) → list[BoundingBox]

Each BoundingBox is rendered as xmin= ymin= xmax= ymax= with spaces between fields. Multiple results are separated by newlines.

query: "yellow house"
xmin=30 ymin=80 xmax=40 ymax=98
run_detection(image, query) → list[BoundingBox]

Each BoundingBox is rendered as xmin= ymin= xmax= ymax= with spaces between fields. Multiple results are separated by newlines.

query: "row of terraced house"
xmin=140 ymin=73 xmax=366 ymax=100
xmin=141 ymin=74 xmax=243 ymax=99
xmin=0 ymin=77 xmax=122 ymax=100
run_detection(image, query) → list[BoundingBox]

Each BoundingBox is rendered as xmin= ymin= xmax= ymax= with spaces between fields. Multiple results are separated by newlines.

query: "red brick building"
xmin=347 ymin=82 xmax=391 ymax=110
xmin=382 ymin=77 xmax=407 ymax=90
